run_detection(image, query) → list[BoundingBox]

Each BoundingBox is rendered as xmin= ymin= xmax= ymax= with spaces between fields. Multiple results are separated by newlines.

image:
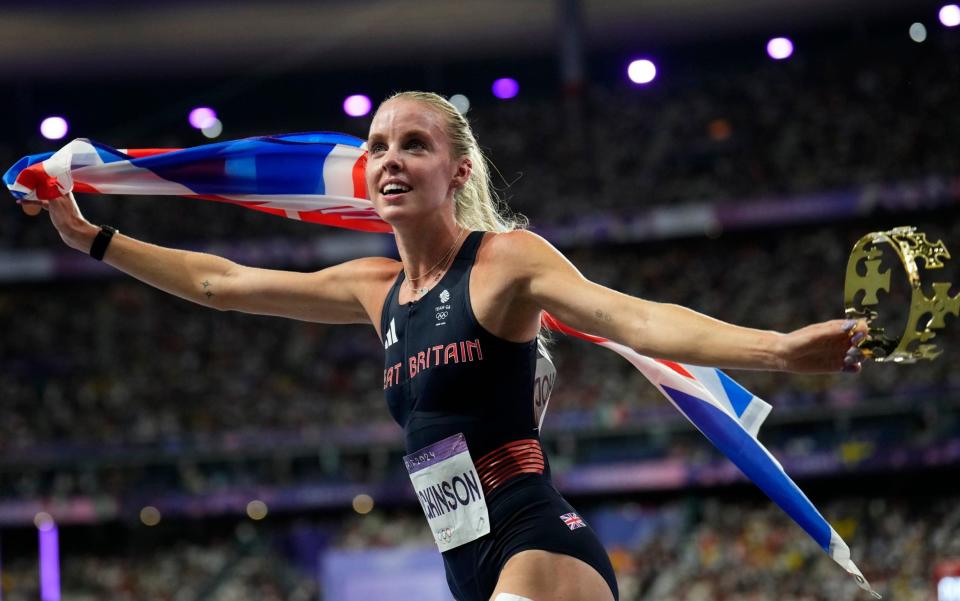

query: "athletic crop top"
xmin=381 ymin=231 xmax=555 ymax=489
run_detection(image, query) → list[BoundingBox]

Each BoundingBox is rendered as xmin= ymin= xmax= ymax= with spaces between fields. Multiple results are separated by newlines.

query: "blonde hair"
xmin=382 ymin=91 xmax=527 ymax=233
xmin=379 ymin=91 xmax=552 ymax=357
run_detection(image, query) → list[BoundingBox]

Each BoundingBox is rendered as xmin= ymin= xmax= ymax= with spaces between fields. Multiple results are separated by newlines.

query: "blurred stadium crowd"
xmin=2 ymin=494 xmax=957 ymax=600
xmin=1 ymin=218 xmax=958 ymax=502
xmin=1 ymin=24 xmax=958 ymax=601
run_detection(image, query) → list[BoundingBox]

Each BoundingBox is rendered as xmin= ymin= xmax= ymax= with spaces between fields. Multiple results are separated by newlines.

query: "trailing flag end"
xmin=830 ymin=528 xmax=882 ymax=598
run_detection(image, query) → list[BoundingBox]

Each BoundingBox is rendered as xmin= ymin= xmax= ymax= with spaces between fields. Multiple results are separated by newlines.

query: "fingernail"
xmin=842 ymin=363 xmax=859 ymax=373
xmin=851 ymin=332 xmax=866 ymax=345
xmin=842 ymin=320 xmax=856 ymax=332
xmin=846 ymin=347 xmax=863 ymax=359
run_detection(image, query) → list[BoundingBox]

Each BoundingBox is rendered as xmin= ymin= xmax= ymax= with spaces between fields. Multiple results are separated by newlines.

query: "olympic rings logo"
xmin=436 ymin=311 xmax=449 ymax=320
xmin=436 ymin=527 xmax=453 ymax=543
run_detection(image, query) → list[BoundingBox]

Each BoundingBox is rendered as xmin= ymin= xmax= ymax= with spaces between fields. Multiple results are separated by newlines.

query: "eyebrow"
xmin=367 ymin=127 xmax=434 ymax=143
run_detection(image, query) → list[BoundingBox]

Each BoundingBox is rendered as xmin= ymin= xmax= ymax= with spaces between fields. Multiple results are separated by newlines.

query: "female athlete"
xmin=28 ymin=91 xmax=866 ymax=601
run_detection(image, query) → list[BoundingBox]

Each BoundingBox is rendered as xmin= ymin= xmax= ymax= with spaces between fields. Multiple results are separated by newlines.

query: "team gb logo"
xmin=439 ymin=289 xmax=450 ymax=303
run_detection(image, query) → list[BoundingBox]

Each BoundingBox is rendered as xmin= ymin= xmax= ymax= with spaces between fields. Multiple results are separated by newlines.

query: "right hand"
xmin=22 ymin=193 xmax=99 ymax=253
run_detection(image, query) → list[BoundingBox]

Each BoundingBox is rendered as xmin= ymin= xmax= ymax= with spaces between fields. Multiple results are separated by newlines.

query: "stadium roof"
xmin=0 ymin=0 xmax=933 ymax=78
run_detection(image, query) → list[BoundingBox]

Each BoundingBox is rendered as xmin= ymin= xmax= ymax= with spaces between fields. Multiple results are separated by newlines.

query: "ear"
xmin=451 ymin=156 xmax=472 ymax=190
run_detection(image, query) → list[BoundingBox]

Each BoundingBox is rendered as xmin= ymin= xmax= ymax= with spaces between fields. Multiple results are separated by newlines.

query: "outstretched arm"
xmin=29 ymin=194 xmax=392 ymax=325
xmin=504 ymin=230 xmax=864 ymax=373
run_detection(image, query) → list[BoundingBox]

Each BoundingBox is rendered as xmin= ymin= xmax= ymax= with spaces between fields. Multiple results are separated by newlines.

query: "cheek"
xmin=364 ymin=165 xmax=378 ymax=195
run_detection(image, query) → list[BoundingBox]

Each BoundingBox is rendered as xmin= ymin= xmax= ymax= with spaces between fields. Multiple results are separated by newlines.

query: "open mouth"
xmin=381 ymin=183 xmax=412 ymax=198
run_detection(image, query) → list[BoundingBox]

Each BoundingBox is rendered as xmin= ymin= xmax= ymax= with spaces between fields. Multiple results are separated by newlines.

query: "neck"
xmin=393 ymin=214 xmax=464 ymax=283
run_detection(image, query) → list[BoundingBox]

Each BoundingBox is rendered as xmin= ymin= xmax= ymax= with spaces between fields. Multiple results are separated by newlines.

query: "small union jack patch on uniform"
xmin=559 ymin=512 xmax=586 ymax=531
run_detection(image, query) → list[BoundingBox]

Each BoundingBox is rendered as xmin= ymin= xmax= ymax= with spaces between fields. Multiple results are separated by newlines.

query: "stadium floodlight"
xmin=910 ymin=22 xmax=928 ymax=42
xmin=39 ymin=116 xmax=69 ymax=141
xmin=766 ymin=37 xmax=794 ymax=60
xmin=627 ymin=59 xmax=657 ymax=85
xmin=940 ymin=4 xmax=960 ymax=27
xmin=343 ymin=94 xmax=372 ymax=117
xmin=188 ymin=107 xmax=217 ymax=129
xmin=449 ymin=94 xmax=471 ymax=114
xmin=492 ymin=78 xmax=520 ymax=100
xmin=201 ymin=118 xmax=224 ymax=139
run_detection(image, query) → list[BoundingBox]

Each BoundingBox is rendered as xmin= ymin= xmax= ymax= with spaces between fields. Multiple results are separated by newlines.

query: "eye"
xmin=405 ymin=139 xmax=426 ymax=151
xmin=369 ymin=141 xmax=387 ymax=153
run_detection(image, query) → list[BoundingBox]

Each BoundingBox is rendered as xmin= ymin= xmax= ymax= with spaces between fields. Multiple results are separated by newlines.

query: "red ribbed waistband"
xmin=474 ymin=438 xmax=545 ymax=495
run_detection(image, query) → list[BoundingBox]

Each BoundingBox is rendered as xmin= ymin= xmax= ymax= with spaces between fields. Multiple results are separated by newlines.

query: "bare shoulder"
xmin=337 ymin=255 xmax=402 ymax=281
xmin=479 ymin=228 xmax=548 ymax=254
xmin=476 ymin=229 xmax=570 ymax=283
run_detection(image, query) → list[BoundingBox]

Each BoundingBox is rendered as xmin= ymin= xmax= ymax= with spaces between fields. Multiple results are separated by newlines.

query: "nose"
xmin=381 ymin=147 xmax=402 ymax=173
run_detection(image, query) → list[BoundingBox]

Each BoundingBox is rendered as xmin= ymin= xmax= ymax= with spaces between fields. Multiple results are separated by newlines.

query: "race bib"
xmin=404 ymin=433 xmax=490 ymax=551
xmin=533 ymin=351 xmax=556 ymax=430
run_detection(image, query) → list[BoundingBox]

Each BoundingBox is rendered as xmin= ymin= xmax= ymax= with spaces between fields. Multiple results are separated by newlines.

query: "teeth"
xmin=382 ymin=183 xmax=411 ymax=194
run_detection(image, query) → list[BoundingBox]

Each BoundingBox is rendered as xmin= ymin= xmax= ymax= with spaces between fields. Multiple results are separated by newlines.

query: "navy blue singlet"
xmin=381 ymin=230 xmax=619 ymax=601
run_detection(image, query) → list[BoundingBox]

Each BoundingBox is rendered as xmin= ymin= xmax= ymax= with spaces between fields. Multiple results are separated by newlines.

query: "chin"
xmin=374 ymin=195 xmax=448 ymax=227
xmin=375 ymin=203 xmax=418 ymax=226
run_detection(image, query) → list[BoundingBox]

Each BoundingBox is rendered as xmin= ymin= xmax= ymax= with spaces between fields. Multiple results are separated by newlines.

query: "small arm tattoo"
xmin=201 ymin=280 xmax=214 ymax=298
xmin=595 ymin=309 xmax=613 ymax=322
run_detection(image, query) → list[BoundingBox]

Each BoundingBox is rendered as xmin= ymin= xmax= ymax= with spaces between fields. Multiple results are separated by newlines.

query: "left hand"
xmin=777 ymin=319 xmax=868 ymax=373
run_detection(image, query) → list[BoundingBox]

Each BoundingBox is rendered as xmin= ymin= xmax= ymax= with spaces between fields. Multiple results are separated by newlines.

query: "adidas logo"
xmin=383 ymin=318 xmax=399 ymax=350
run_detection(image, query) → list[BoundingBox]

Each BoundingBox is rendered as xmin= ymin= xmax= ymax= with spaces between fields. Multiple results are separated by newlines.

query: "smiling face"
xmin=365 ymin=98 xmax=470 ymax=226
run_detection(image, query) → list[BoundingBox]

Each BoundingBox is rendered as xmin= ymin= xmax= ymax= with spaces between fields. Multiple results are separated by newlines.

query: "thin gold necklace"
xmin=406 ymin=228 xmax=466 ymax=297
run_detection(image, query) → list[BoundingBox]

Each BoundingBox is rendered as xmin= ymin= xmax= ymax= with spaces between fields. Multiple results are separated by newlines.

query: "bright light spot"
xmin=34 ymin=512 xmax=55 ymax=531
xmin=910 ymin=22 xmax=928 ymax=42
xmin=246 ymin=499 xmax=268 ymax=520
xmin=491 ymin=78 xmax=519 ymax=100
xmin=188 ymin=107 xmax=217 ymax=129
xmin=449 ymin=94 xmax=471 ymax=114
xmin=767 ymin=37 xmax=794 ymax=60
xmin=343 ymin=94 xmax=372 ymax=117
xmin=38 ymin=519 xmax=60 ymax=601
xmin=940 ymin=576 xmax=960 ymax=601
xmin=940 ymin=4 xmax=960 ymax=26
xmin=39 ymin=117 xmax=68 ymax=141
xmin=140 ymin=506 xmax=161 ymax=526
xmin=627 ymin=59 xmax=657 ymax=85
xmin=201 ymin=118 xmax=223 ymax=139
xmin=352 ymin=493 xmax=374 ymax=514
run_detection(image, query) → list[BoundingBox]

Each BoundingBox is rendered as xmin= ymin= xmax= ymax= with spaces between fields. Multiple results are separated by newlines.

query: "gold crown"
xmin=844 ymin=226 xmax=958 ymax=362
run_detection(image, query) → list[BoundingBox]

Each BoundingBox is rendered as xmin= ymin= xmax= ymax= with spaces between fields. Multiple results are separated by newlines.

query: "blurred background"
xmin=2 ymin=1 xmax=959 ymax=599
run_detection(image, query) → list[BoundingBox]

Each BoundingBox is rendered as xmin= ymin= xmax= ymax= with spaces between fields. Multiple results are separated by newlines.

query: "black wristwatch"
xmin=89 ymin=225 xmax=117 ymax=261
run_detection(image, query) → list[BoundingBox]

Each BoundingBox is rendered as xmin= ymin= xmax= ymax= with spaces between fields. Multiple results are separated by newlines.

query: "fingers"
xmin=840 ymin=318 xmax=868 ymax=336
xmin=842 ymin=361 xmax=862 ymax=373
xmin=20 ymin=201 xmax=44 ymax=216
xmin=20 ymin=194 xmax=71 ymax=216
xmin=20 ymin=194 xmax=66 ymax=215
xmin=840 ymin=318 xmax=869 ymax=373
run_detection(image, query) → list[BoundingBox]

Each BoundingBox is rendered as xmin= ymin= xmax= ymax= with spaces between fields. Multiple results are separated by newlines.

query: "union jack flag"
xmin=3 ymin=134 xmax=386 ymax=232
xmin=560 ymin=512 xmax=586 ymax=531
